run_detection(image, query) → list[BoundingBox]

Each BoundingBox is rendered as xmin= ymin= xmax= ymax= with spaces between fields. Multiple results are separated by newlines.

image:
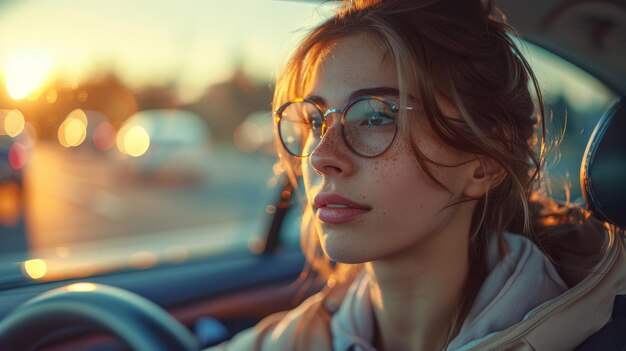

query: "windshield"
xmin=0 ymin=1 xmax=618 ymax=284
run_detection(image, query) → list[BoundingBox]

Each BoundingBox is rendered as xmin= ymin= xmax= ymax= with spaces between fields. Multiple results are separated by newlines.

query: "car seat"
xmin=575 ymin=97 xmax=626 ymax=350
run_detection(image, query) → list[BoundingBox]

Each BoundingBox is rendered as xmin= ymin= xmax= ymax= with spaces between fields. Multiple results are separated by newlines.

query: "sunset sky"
xmin=0 ymin=0 xmax=614 ymax=108
xmin=0 ymin=0 xmax=335 ymax=102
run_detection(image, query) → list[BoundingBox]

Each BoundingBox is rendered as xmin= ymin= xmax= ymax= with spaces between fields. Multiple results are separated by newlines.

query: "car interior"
xmin=0 ymin=0 xmax=624 ymax=350
xmin=575 ymin=97 xmax=626 ymax=350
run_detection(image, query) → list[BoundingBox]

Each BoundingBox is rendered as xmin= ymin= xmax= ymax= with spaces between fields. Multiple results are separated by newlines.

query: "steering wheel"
xmin=0 ymin=283 xmax=199 ymax=351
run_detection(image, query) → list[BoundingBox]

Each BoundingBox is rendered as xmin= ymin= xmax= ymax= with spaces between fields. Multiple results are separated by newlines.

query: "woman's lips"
xmin=314 ymin=193 xmax=371 ymax=224
xmin=316 ymin=206 xmax=370 ymax=224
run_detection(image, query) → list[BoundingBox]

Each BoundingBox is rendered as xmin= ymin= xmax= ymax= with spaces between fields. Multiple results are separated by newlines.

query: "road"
xmin=22 ymin=142 xmax=277 ymax=255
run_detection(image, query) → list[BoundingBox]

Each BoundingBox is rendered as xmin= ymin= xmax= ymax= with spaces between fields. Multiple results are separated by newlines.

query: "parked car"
xmin=0 ymin=0 xmax=623 ymax=350
xmin=117 ymin=109 xmax=212 ymax=186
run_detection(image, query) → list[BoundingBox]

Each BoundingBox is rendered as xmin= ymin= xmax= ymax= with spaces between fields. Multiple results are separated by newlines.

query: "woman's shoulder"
xmin=207 ymin=280 xmax=353 ymax=351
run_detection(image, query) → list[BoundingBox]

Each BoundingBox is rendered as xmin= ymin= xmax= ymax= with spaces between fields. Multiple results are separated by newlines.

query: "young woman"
xmin=212 ymin=0 xmax=625 ymax=350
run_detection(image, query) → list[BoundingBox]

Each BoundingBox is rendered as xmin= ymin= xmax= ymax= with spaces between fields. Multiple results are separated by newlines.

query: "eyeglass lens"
xmin=278 ymin=98 xmax=397 ymax=157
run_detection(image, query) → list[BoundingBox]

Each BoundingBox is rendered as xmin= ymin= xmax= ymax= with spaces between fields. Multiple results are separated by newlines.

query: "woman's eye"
xmin=308 ymin=116 xmax=322 ymax=128
xmin=361 ymin=113 xmax=394 ymax=127
xmin=306 ymin=116 xmax=324 ymax=136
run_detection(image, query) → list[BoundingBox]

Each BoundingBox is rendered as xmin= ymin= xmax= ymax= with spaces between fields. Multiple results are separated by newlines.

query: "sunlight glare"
xmin=4 ymin=50 xmax=53 ymax=100
xmin=67 ymin=282 xmax=98 ymax=292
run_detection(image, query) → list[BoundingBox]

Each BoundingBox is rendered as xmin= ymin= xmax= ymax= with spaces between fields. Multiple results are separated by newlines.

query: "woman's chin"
xmin=321 ymin=238 xmax=371 ymax=264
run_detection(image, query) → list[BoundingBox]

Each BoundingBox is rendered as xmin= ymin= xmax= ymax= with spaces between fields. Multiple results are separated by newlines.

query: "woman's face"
xmin=302 ymin=35 xmax=476 ymax=264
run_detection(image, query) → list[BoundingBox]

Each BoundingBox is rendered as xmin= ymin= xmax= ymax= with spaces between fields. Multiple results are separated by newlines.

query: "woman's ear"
xmin=463 ymin=156 xmax=505 ymax=198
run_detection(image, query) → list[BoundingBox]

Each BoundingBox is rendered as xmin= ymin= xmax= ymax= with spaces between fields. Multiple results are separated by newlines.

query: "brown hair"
xmin=273 ymin=0 xmax=547 ymax=341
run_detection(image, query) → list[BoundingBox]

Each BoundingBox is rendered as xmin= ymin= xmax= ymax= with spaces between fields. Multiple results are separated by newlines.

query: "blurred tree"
xmin=184 ymin=67 xmax=273 ymax=144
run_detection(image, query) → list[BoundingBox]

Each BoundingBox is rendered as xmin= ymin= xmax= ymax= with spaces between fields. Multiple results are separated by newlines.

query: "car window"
xmin=0 ymin=0 xmax=337 ymax=282
xmin=0 ymin=1 xmax=618 ymax=284
xmin=522 ymin=43 xmax=619 ymax=203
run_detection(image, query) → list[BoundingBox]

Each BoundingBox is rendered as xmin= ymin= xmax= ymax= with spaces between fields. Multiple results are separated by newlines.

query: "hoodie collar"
xmin=330 ymin=232 xmax=569 ymax=351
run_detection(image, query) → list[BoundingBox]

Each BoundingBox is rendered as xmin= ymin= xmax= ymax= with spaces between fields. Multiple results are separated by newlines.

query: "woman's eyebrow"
xmin=305 ymin=95 xmax=326 ymax=106
xmin=348 ymin=87 xmax=400 ymax=100
xmin=305 ymin=87 xmax=405 ymax=106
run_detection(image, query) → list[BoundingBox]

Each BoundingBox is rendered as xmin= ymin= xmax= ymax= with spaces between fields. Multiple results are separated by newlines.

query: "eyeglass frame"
xmin=274 ymin=95 xmax=413 ymax=158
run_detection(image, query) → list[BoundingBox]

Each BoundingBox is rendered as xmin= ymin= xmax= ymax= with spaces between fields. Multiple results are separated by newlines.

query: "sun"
xmin=4 ymin=50 xmax=53 ymax=100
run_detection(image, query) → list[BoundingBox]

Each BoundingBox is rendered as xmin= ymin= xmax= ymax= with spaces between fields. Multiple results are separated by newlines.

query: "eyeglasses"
xmin=275 ymin=95 xmax=412 ymax=158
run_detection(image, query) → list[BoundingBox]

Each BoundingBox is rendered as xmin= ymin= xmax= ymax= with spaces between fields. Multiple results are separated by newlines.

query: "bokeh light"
xmin=118 ymin=125 xmax=150 ymax=157
xmin=23 ymin=259 xmax=47 ymax=279
xmin=8 ymin=143 xmax=28 ymax=170
xmin=129 ymin=251 xmax=157 ymax=269
xmin=58 ymin=109 xmax=88 ymax=147
xmin=64 ymin=119 xmax=87 ymax=146
xmin=67 ymin=109 xmax=88 ymax=125
xmin=272 ymin=162 xmax=283 ymax=175
xmin=92 ymin=122 xmax=116 ymax=151
xmin=116 ymin=125 xmax=131 ymax=155
xmin=3 ymin=110 xmax=25 ymax=137
xmin=234 ymin=121 xmax=264 ymax=153
xmin=233 ymin=111 xmax=274 ymax=153
xmin=164 ymin=245 xmax=188 ymax=264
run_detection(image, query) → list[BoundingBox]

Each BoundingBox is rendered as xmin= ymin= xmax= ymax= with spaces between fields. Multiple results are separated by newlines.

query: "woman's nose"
xmin=309 ymin=114 xmax=353 ymax=176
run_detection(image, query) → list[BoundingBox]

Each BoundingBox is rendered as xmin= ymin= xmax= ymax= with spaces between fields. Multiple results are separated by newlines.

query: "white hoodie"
xmin=330 ymin=233 xmax=568 ymax=351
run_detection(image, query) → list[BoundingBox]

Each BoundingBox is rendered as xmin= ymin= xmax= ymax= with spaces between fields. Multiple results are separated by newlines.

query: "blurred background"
xmin=0 ymin=0 xmax=618 ymax=282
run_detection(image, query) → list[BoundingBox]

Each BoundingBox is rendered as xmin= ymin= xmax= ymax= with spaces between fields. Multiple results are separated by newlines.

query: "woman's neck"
xmin=365 ymin=219 xmax=470 ymax=351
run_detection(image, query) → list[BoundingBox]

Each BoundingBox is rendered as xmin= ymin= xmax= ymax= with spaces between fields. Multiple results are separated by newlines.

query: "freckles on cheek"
xmin=393 ymin=144 xmax=443 ymax=189
xmin=371 ymin=148 xmax=449 ymax=216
